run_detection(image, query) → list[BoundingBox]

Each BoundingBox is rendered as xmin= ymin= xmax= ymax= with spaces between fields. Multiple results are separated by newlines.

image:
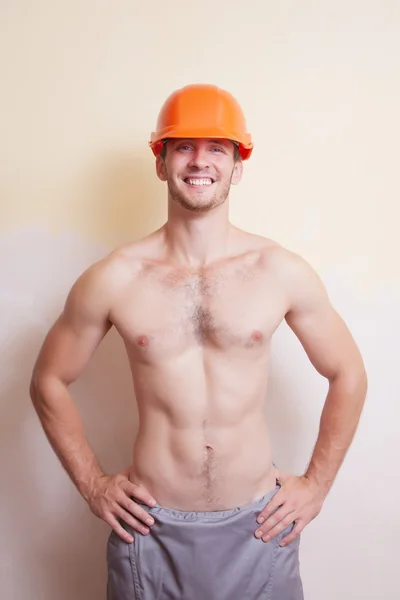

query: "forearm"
xmin=304 ymin=370 xmax=368 ymax=495
xmin=30 ymin=376 xmax=104 ymax=501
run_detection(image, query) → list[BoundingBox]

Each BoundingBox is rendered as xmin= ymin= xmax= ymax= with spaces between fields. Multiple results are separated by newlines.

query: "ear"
xmin=231 ymin=159 xmax=243 ymax=185
xmin=156 ymin=155 xmax=167 ymax=182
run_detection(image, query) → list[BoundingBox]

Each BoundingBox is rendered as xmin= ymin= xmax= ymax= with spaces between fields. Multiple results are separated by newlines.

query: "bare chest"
xmin=110 ymin=261 xmax=288 ymax=360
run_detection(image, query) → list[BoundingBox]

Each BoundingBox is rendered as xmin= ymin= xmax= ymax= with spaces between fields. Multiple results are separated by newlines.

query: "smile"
xmin=184 ymin=178 xmax=214 ymax=187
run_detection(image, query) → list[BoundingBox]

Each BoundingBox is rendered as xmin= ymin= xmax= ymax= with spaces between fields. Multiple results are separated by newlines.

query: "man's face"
xmin=156 ymin=138 xmax=243 ymax=212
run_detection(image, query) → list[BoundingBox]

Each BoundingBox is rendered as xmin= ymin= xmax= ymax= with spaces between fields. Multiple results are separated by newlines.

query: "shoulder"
xmin=67 ymin=232 xmax=161 ymax=307
xmin=261 ymin=245 xmax=329 ymax=313
xmin=108 ymin=228 xmax=165 ymax=268
xmin=79 ymin=230 xmax=162 ymax=285
xmin=261 ymin=243 xmax=317 ymax=280
xmin=238 ymin=231 xmax=303 ymax=272
xmin=244 ymin=232 xmax=318 ymax=281
xmin=242 ymin=233 xmax=327 ymax=304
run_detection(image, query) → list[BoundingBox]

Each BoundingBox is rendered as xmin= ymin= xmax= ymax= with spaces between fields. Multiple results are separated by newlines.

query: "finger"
xmin=260 ymin=517 xmax=296 ymax=542
xmin=255 ymin=506 xmax=294 ymax=535
xmin=115 ymin=506 xmax=151 ymax=536
xmin=120 ymin=497 xmax=155 ymax=528
xmin=105 ymin=514 xmax=134 ymax=544
xmin=256 ymin=506 xmax=287 ymax=531
xmin=256 ymin=493 xmax=285 ymax=523
xmin=123 ymin=481 xmax=157 ymax=507
xmin=279 ymin=521 xmax=304 ymax=547
xmin=255 ymin=510 xmax=296 ymax=542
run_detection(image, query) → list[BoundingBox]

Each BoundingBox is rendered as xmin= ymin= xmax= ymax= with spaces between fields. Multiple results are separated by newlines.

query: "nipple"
xmin=252 ymin=330 xmax=263 ymax=342
xmin=137 ymin=335 xmax=149 ymax=347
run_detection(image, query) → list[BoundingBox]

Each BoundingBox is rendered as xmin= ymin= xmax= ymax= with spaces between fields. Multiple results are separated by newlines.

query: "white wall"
xmin=1 ymin=1 xmax=399 ymax=598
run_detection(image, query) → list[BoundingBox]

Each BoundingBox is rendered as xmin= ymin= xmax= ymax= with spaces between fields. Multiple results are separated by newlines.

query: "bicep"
xmin=32 ymin=266 xmax=113 ymax=386
xmin=282 ymin=254 xmax=364 ymax=380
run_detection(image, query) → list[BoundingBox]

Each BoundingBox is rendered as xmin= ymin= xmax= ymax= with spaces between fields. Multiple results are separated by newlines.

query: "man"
xmin=30 ymin=84 xmax=367 ymax=599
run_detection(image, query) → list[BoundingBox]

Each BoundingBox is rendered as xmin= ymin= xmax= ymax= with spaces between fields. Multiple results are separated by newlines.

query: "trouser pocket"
xmin=106 ymin=529 xmax=139 ymax=600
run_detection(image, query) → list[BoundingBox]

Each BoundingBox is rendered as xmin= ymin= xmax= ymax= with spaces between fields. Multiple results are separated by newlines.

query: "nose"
xmin=187 ymin=147 xmax=210 ymax=170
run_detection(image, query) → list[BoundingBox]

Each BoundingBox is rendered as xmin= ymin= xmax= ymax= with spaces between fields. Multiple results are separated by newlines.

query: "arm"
xmin=284 ymin=252 xmax=368 ymax=494
xmin=30 ymin=260 xmax=113 ymax=499
xmin=30 ymin=258 xmax=156 ymax=541
xmin=255 ymin=249 xmax=367 ymax=544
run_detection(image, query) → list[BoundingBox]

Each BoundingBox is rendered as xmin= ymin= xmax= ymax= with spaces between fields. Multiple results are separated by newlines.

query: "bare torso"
xmin=108 ymin=226 xmax=289 ymax=511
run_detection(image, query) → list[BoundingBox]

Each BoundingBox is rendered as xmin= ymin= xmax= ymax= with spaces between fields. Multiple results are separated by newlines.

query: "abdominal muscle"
xmin=128 ymin=369 xmax=277 ymax=511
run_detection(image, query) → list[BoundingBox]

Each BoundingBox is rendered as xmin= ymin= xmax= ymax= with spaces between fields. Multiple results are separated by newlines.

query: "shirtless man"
xmin=30 ymin=84 xmax=367 ymax=600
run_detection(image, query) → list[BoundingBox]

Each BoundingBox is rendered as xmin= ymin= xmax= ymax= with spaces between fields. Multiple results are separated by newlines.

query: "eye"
xmin=211 ymin=146 xmax=224 ymax=153
xmin=178 ymin=145 xmax=193 ymax=152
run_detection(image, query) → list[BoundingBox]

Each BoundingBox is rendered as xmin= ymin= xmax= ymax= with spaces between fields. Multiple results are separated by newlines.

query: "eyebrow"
xmin=173 ymin=139 xmax=231 ymax=147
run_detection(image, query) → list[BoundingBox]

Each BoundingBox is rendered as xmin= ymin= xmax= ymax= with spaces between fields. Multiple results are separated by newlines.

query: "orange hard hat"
xmin=149 ymin=84 xmax=254 ymax=160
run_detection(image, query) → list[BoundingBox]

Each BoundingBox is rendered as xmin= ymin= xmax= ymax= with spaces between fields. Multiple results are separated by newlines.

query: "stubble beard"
xmin=167 ymin=170 xmax=234 ymax=213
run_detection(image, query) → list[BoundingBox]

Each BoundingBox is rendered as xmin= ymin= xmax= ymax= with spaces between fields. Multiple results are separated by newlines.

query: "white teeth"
xmin=186 ymin=178 xmax=213 ymax=186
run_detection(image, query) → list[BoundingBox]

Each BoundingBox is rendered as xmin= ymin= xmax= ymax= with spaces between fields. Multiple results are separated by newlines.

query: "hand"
xmin=254 ymin=470 xmax=325 ymax=546
xmin=86 ymin=471 xmax=157 ymax=543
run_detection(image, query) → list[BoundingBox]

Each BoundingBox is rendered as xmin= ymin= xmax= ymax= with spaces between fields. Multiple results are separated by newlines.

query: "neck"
xmin=163 ymin=198 xmax=233 ymax=268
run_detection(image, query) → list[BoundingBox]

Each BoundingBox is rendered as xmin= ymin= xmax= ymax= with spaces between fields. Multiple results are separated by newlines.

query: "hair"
xmin=159 ymin=139 xmax=242 ymax=162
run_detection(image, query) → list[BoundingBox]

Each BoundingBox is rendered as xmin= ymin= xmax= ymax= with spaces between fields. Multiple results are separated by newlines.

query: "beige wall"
xmin=1 ymin=1 xmax=399 ymax=598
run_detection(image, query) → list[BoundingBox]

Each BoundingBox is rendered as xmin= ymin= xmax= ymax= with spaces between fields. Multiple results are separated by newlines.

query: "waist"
xmin=130 ymin=425 xmax=275 ymax=511
xmin=137 ymin=482 xmax=280 ymax=521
